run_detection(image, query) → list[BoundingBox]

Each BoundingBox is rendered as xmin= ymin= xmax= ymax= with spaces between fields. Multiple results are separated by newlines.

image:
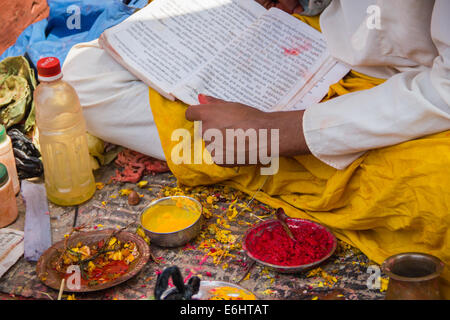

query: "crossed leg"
xmin=62 ymin=39 xmax=166 ymax=160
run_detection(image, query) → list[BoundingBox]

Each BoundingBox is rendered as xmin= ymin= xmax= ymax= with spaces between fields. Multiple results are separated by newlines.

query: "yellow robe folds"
xmin=149 ymin=15 xmax=450 ymax=298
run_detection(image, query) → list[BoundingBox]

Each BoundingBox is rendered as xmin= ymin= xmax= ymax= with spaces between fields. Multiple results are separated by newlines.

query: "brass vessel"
xmin=382 ymin=252 xmax=444 ymax=300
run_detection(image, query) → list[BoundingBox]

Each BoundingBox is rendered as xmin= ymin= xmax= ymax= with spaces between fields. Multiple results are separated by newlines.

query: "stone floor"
xmin=0 ymin=163 xmax=387 ymax=300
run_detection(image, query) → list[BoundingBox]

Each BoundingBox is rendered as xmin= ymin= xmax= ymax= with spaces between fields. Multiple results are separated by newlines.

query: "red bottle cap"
xmin=37 ymin=57 xmax=62 ymax=81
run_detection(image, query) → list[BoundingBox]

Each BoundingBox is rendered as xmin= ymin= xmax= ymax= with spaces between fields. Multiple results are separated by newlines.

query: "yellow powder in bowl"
xmin=141 ymin=204 xmax=200 ymax=233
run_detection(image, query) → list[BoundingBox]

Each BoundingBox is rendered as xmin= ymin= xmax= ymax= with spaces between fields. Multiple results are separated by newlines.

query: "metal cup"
xmin=139 ymin=196 xmax=203 ymax=248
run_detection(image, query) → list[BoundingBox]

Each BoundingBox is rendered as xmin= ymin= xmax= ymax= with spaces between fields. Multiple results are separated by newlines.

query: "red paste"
xmin=245 ymin=220 xmax=334 ymax=266
xmin=64 ymin=260 xmax=129 ymax=285
xmin=112 ymin=149 xmax=169 ymax=183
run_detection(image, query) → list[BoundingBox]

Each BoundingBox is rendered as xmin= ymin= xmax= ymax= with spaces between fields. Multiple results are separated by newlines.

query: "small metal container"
xmin=382 ymin=252 xmax=444 ymax=300
xmin=139 ymin=196 xmax=203 ymax=248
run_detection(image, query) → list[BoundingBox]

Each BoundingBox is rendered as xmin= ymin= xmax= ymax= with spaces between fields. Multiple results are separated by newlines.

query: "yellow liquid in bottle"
xmin=34 ymin=77 xmax=96 ymax=206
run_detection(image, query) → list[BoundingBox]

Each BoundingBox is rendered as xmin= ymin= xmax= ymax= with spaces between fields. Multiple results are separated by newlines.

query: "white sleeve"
xmin=303 ymin=0 xmax=450 ymax=170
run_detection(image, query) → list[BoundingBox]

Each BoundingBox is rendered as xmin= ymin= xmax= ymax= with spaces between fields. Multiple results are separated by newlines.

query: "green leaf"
xmin=0 ymin=56 xmax=36 ymax=130
xmin=0 ymin=76 xmax=30 ymax=127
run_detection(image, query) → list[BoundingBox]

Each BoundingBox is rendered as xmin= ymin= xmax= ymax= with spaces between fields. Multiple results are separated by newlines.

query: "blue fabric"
xmin=1 ymin=0 xmax=148 ymax=66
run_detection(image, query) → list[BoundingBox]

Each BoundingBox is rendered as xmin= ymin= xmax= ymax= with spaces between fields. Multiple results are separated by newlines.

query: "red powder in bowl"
xmin=244 ymin=219 xmax=335 ymax=266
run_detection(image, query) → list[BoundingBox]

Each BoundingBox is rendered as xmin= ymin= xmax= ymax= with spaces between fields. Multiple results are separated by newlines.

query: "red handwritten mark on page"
xmin=282 ymin=40 xmax=313 ymax=56
xmin=283 ymin=48 xmax=300 ymax=56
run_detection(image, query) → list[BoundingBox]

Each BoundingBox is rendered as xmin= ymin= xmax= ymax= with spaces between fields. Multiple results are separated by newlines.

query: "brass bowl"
xmin=139 ymin=196 xmax=203 ymax=248
xmin=242 ymin=218 xmax=337 ymax=273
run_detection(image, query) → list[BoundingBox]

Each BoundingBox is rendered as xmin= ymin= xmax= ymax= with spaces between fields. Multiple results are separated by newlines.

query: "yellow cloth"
xmin=149 ymin=15 xmax=450 ymax=298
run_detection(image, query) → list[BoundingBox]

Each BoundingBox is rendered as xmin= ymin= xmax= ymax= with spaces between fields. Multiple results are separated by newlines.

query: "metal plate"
xmin=242 ymin=218 xmax=337 ymax=273
xmin=160 ymin=280 xmax=257 ymax=300
xmin=36 ymin=229 xmax=150 ymax=292
xmin=193 ymin=281 xmax=257 ymax=300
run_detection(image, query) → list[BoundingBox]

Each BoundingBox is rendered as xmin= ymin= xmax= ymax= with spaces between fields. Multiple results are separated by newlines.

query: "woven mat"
xmin=0 ymin=164 xmax=385 ymax=300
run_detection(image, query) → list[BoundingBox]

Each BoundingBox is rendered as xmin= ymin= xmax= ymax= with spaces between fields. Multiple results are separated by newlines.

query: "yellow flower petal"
xmin=137 ymin=181 xmax=148 ymax=188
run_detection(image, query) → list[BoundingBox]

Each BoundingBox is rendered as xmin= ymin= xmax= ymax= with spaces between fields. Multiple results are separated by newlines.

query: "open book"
xmin=99 ymin=0 xmax=349 ymax=111
xmin=0 ymin=229 xmax=24 ymax=278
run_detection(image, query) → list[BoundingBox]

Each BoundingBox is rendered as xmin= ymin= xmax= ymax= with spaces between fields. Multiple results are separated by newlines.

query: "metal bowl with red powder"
xmin=242 ymin=218 xmax=337 ymax=273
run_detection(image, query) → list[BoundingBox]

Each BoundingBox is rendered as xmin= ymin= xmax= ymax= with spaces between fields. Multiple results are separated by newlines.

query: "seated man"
xmin=63 ymin=0 xmax=450 ymax=295
xmin=63 ymin=0 xmax=449 ymax=170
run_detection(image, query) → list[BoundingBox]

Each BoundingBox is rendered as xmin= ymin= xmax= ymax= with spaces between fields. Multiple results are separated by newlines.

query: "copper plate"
xmin=36 ymin=229 xmax=150 ymax=292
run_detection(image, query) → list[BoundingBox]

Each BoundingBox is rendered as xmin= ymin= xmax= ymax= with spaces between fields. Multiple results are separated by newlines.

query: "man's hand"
xmin=185 ymin=95 xmax=309 ymax=167
xmin=255 ymin=0 xmax=304 ymax=14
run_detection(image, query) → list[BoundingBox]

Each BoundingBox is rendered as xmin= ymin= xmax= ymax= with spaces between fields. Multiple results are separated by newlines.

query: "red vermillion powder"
xmin=245 ymin=220 xmax=334 ymax=266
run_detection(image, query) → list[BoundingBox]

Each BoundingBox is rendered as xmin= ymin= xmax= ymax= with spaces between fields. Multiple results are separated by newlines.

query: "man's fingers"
xmin=254 ymin=0 xmax=276 ymax=9
xmin=185 ymin=105 xmax=204 ymax=121
xmin=293 ymin=5 xmax=304 ymax=15
xmin=254 ymin=0 xmax=303 ymax=13
xmin=186 ymin=97 xmax=230 ymax=121
xmin=198 ymin=94 xmax=227 ymax=104
xmin=275 ymin=0 xmax=302 ymax=14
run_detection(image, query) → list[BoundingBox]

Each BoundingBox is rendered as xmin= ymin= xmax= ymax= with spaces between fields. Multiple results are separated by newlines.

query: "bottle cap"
xmin=0 ymin=125 xmax=6 ymax=144
xmin=0 ymin=163 xmax=9 ymax=188
xmin=37 ymin=57 xmax=62 ymax=82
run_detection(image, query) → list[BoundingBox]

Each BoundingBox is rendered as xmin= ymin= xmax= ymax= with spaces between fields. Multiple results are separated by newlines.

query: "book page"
xmin=0 ymin=229 xmax=24 ymax=278
xmin=102 ymin=0 xmax=266 ymax=95
xmin=173 ymin=8 xmax=330 ymax=111
xmin=285 ymin=60 xmax=350 ymax=110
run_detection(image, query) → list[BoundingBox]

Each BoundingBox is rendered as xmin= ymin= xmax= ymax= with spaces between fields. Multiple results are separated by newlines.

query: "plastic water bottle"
xmin=34 ymin=57 xmax=95 ymax=206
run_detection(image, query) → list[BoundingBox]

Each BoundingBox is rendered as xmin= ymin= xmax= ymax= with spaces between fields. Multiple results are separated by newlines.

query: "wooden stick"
xmin=37 ymin=291 xmax=54 ymax=300
xmin=57 ymin=278 xmax=65 ymax=300
xmin=147 ymin=184 xmax=165 ymax=188
xmin=72 ymin=206 xmax=79 ymax=228
xmin=237 ymin=260 xmax=256 ymax=284
xmin=235 ymin=176 xmax=269 ymax=221
xmin=92 ymin=204 xmax=136 ymax=215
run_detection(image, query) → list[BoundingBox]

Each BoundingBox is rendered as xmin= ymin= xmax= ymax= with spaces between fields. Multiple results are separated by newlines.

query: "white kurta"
xmin=63 ymin=0 xmax=450 ymax=169
xmin=63 ymin=40 xmax=166 ymax=160
xmin=303 ymin=0 xmax=450 ymax=169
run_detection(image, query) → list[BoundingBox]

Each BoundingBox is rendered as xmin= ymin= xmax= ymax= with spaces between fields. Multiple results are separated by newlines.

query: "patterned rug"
xmin=0 ymin=164 xmax=387 ymax=300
